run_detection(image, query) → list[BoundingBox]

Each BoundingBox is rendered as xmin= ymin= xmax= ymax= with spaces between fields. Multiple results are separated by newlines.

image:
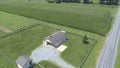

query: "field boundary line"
xmin=0 ymin=23 xmax=41 ymax=39
xmin=0 ymin=50 xmax=15 ymax=64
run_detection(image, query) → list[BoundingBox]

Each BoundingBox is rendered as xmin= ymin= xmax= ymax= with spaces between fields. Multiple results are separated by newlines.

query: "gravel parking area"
xmin=30 ymin=44 xmax=75 ymax=68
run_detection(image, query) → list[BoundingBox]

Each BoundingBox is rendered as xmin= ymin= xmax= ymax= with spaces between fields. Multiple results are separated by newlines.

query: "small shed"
xmin=15 ymin=56 xmax=33 ymax=68
xmin=43 ymin=30 xmax=67 ymax=48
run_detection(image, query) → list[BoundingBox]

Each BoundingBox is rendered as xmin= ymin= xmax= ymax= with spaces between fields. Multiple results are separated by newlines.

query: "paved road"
xmin=96 ymin=8 xmax=120 ymax=68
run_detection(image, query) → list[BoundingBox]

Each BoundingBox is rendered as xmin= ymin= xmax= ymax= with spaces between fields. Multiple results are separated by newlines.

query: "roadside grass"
xmin=62 ymin=33 xmax=96 ymax=68
xmin=114 ymin=40 xmax=120 ymax=68
xmin=82 ymin=6 xmax=118 ymax=68
xmin=0 ymin=25 xmax=96 ymax=68
xmin=0 ymin=11 xmax=39 ymax=31
xmin=82 ymin=37 xmax=106 ymax=68
xmin=35 ymin=61 xmax=61 ymax=68
xmin=0 ymin=2 xmax=114 ymax=36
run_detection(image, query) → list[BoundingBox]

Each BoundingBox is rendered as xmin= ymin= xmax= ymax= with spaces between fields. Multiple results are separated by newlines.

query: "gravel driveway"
xmin=30 ymin=44 xmax=75 ymax=68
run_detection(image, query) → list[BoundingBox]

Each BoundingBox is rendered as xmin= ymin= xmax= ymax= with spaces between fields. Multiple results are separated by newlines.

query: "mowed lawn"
xmin=0 ymin=25 xmax=54 ymax=68
xmin=0 ymin=11 xmax=39 ymax=31
xmin=0 ymin=2 xmax=114 ymax=36
xmin=62 ymin=33 xmax=96 ymax=68
xmin=35 ymin=61 xmax=61 ymax=68
xmin=114 ymin=40 xmax=120 ymax=68
xmin=0 ymin=25 xmax=96 ymax=68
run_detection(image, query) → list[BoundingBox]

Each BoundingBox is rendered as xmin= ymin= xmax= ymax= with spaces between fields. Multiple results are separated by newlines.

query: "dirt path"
xmin=0 ymin=26 xmax=13 ymax=33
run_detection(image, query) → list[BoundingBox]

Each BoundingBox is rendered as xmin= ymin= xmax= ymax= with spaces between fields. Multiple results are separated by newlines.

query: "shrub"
xmin=83 ymin=35 xmax=89 ymax=44
xmin=55 ymin=0 xmax=62 ymax=3
xmin=47 ymin=0 xmax=54 ymax=3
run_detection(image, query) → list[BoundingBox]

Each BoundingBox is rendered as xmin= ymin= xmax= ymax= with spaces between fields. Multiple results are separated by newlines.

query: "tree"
xmin=47 ymin=0 xmax=54 ymax=3
xmin=83 ymin=35 xmax=89 ymax=44
xmin=99 ymin=0 xmax=106 ymax=4
xmin=99 ymin=0 xmax=119 ymax=5
xmin=107 ymin=0 xmax=119 ymax=5
xmin=74 ymin=0 xmax=81 ymax=3
xmin=83 ymin=0 xmax=90 ymax=4
xmin=55 ymin=0 xmax=62 ymax=3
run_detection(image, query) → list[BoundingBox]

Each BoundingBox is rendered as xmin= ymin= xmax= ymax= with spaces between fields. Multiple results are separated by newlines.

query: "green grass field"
xmin=0 ymin=1 xmax=118 ymax=68
xmin=0 ymin=31 xmax=6 ymax=37
xmin=0 ymin=11 xmax=40 ymax=31
xmin=36 ymin=61 xmax=61 ymax=68
xmin=0 ymin=25 xmax=95 ymax=68
xmin=114 ymin=40 xmax=120 ymax=68
xmin=62 ymin=33 xmax=96 ymax=68
xmin=0 ymin=2 xmax=114 ymax=36
xmin=0 ymin=25 xmax=54 ymax=68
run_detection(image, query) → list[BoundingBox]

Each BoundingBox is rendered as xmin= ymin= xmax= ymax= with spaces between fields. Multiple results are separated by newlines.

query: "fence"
xmin=0 ymin=23 xmax=97 ymax=68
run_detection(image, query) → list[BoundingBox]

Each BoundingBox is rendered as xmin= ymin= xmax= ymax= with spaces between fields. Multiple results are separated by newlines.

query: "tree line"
xmin=47 ymin=0 xmax=119 ymax=5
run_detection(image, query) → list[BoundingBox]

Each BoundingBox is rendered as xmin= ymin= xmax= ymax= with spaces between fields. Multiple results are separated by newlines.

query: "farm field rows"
xmin=0 ymin=25 xmax=96 ymax=68
xmin=0 ymin=1 xmax=118 ymax=68
xmin=0 ymin=1 xmax=115 ymax=36
xmin=0 ymin=11 xmax=39 ymax=31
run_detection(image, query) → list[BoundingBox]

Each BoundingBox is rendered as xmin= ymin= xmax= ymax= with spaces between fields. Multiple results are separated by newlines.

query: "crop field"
xmin=0 ymin=11 xmax=40 ymax=31
xmin=0 ymin=25 xmax=96 ymax=68
xmin=0 ymin=1 xmax=118 ymax=68
xmin=0 ymin=2 xmax=114 ymax=36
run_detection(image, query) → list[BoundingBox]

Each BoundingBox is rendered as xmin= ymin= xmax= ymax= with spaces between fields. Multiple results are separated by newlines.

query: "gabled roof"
xmin=44 ymin=31 xmax=66 ymax=47
xmin=15 ymin=56 xmax=32 ymax=67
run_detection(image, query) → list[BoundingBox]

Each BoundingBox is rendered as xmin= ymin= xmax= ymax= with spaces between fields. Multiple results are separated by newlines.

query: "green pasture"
xmin=62 ymin=33 xmax=96 ymax=68
xmin=0 ymin=11 xmax=39 ymax=31
xmin=0 ymin=25 xmax=96 ymax=68
xmin=0 ymin=25 xmax=54 ymax=68
xmin=0 ymin=2 xmax=115 ymax=36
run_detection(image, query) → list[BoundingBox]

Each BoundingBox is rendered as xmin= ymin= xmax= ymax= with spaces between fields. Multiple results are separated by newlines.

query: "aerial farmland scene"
xmin=0 ymin=0 xmax=120 ymax=68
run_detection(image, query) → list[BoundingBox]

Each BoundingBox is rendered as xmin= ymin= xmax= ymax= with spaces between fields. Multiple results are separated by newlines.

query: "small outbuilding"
xmin=15 ymin=56 xmax=34 ymax=68
xmin=43 ymin=30 xmax=67 ymax=48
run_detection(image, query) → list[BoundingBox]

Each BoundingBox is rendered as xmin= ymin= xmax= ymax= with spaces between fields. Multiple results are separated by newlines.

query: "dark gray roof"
xmin=15 ymin=56 xmax=32 ymax=67
xmin=44 ymin=31 xmax=66 ymax=47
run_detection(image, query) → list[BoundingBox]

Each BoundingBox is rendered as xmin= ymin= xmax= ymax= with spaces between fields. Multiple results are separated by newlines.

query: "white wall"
xmin=17 ymin=64 xmax=22 ymax=68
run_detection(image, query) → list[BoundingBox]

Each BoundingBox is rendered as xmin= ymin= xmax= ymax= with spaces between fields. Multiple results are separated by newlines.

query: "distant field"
xmin=0 ymin=25 xmax=95 ymax=68
xmin=0 ymin=11 xmax=39 ymax=31
xmin=0 ymin=2 xmax=113 ymax=36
